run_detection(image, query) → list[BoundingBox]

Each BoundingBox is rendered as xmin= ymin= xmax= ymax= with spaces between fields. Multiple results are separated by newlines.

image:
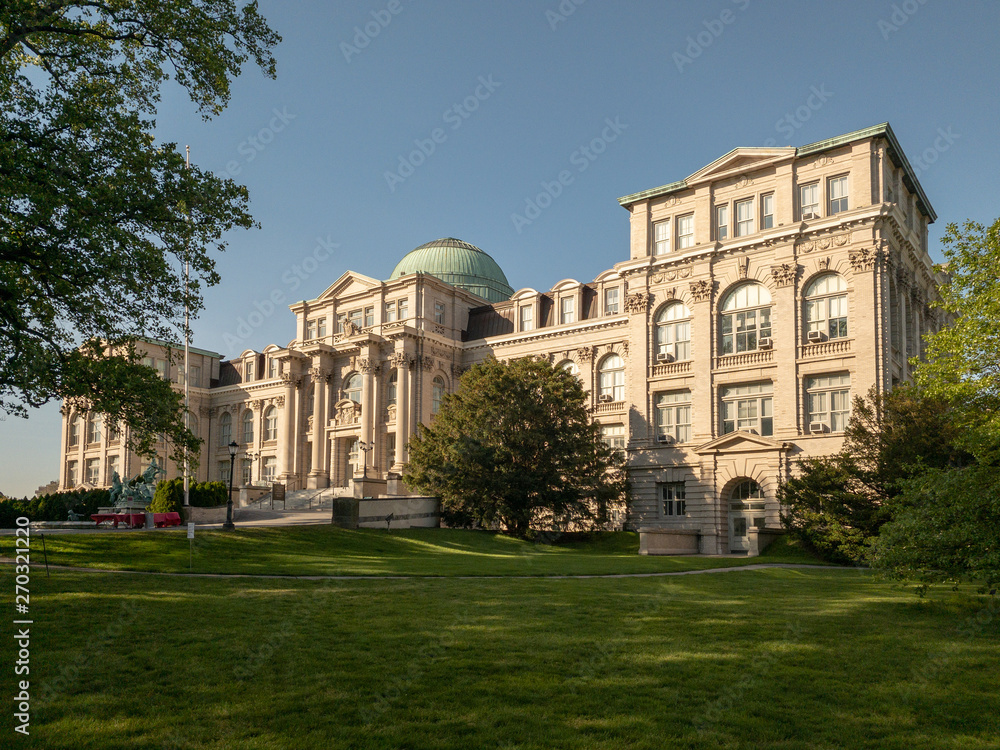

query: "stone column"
xmin=358 ymin=355 xmax=377 ymax=477
xmin=277 ymin=372 xmax=297 ymax=484
xmin=59 ymin=405 xmax=70 ymax=489
xmin=391 ymin=353 xmax=411 ymax=469
xmin=308 ymin=368 xmax=329 ymax=489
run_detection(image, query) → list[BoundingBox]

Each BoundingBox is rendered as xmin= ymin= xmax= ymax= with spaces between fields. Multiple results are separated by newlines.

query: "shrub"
xmin=149 ymin=478 xmax=184 ymax=514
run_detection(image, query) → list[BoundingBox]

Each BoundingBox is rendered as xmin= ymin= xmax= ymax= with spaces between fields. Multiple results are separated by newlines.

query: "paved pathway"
xmin=0 ymin=559 xmax=854 ymax=581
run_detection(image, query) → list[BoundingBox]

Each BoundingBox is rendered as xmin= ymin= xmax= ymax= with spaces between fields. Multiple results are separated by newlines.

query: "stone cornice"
xmin=463 ymin=316 xmax=628 ymax=352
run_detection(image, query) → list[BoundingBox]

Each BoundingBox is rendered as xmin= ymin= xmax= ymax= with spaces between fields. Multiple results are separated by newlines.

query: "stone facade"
xmin=57 ymin=124 xmax=945 ymax=553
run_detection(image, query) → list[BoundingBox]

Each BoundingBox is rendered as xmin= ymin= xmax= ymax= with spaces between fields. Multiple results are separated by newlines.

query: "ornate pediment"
xmin=694 ymin=431 xmax=792 ymax=455
xmin=333 ymin=399 xmax=361 ymax=426
xmin=315 ymin=271 xmax=380 ymax=301
xmin=685 ymin=147 xmax=796 ymax=187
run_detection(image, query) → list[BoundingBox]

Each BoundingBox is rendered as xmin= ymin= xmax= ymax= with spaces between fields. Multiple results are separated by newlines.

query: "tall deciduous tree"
xmin=403 ymin=357 xmax=630 ymax=538
xmin=0 ymin=1 xmax=279 ymax=463
xmin=871 ymin=218 xmax=1000 ymax=589
xmin=779 ymin=384 xmax=967 ymax=564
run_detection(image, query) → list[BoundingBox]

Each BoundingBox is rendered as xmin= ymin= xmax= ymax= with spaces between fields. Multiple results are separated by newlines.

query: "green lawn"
xmin=7 ymin=527 xmax=827 ymax=577
xmin=1 ymin=564 xmax=997 ymax=749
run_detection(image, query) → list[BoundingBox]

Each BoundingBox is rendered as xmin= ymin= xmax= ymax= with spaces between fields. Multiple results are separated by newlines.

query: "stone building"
xmin=57 ymin=123 xmax=945 ymax=553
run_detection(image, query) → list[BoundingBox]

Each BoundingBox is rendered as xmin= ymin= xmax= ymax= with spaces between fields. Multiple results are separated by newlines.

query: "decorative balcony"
xmin=714 ymin=350 xmax=774 ymax=369
xmin=592 ymin=400 xmax=627 ymax=415
xmin=652 ymin=361 xmax=692 ymax=378
xmin=799 ymin=338 xmax=853 ymax=359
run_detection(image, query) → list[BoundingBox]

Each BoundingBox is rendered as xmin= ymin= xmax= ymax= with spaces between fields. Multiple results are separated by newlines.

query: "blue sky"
xmin=3 ymin=0 xmax=999 ymax=497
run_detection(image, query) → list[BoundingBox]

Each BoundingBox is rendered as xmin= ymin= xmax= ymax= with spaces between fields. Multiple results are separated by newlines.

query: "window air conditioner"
xmin=807 ymin=330 xmax=826 ymax=343
xmin=802 ymin=212 xmax=818 ymax=220
xmin=809 ymin=422 xmax=828 ymax=434
xmin=758 ymin=338 xmax=773 ymax=350
xmin=656 ymin=434 xmax=674 ymax=444
xmin=656 ymin=352 xmax=674 ymax=363
xmin=598 ymin=394 xmax=613 ymax=403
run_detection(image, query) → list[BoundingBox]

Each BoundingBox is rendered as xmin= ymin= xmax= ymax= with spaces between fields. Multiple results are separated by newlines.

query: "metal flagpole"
xmin=183 ymin=145 xmax=191 ymax=508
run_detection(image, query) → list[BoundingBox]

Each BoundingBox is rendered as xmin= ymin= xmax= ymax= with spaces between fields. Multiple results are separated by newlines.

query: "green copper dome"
xmin=389 ymin=238 xmax=513 ymax=303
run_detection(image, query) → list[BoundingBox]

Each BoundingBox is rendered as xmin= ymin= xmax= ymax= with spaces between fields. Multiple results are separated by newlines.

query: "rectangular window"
xmin=828 ymin=175 xmax=849 ymax=215
xmin=218 ymin=460 xmax=231 ymax=484
xmin=660 ymin=482 xmax=687 ymax=517
xmin=317 ymin=318 xmax=328 ymax=337
xmin=189 ymin=365 xmax=201 ymax=388
xmin=268 ymin=358 xmax=279 ymax=379
xmin=604 ymin=288 xmax=619 ymax=316
xmin=85 ymin=458 xmax=100 ymax=485
xmin=348 ymin=309 xmax=362 ymax=329
xmin=156 ymin=359 xmax=170 ymax=380
xmin=655 ymin=391 xmax=692 ymax=443
xmin=654 ymin=220 xmax=670 ymax=255
xmin=106 ymin=455 xmax=120 ymax=481
xmin=384 ymin=302 xmax=396 ymax=323
xmin=397 ymin=299 xmax=409 ymax=320
xmin=243 ymin=360 xmax=253 ymax=382
xmin=306 ymin=320 xmax=316 ymax=339
xmin=336 ymin=313 xmax=347 ymax=333
xmin=520 ymin=305 xmax=534 ymax=332
xmin=721 ymin=308 xmax=771 ymax=354
xmin=262 ymin=456 xmax=277 ymax=482
xmin=806 ymin=374 xmax=851 ymax=432
xmin=677 ymin=213 xmax=694 ymax=249
xmin=800 ymin=183 xmax=819 ymax=217
xmin=142 ymin=356 xmax=155 ymax=370
xmin=67 ymin=461 xmax=78 ymax=487
xmin=715 ymin=204 xmax=728 ymax=240
xmin=560 ymin=297 xmax=575 ymax=325
xmin=735 ymin=199 xmax=754 ymax=236
xmin=721 ymin=382 xmax=773 ymax=436
xmin=434 ymin=302 xmax=446 ymax=325
xmin=241 ymin=457 xmax=252 ymax=485
xmin=87 ymin=415 xmax=102 ymax=444
xmin=761 ymin=193 xmax=774 ymax=229
xmin=364 ymin=307 xmax=374 ymax=328
xmin=600 ymin=423 xmax=626 ymax=451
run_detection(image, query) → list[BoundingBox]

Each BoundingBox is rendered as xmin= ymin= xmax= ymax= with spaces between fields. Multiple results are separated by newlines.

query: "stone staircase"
xmin=248 ymin=485 xmax=350 ymax=512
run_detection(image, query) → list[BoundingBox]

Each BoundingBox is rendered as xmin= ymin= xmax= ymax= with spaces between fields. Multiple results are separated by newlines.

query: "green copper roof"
xmin=389 ymin=238 xmax=514 ymax=303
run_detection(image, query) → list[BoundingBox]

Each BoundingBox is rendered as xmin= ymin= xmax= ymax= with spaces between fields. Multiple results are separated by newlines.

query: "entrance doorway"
xmin=728 ymin=479 xmax=766 ymax=553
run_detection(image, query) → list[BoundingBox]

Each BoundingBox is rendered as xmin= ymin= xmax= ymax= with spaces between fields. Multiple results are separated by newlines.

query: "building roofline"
xmin=138 ymin=337 xmax=221 ymax=360
xmin=617 ymin=122 xmax=936 ymax=222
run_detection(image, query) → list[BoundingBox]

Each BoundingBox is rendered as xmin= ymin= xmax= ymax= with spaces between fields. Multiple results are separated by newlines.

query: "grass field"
xmin=9 ymin=527 xmax=826 ymax=577
xmin=2 ymin=530 xmax=998 ymax=749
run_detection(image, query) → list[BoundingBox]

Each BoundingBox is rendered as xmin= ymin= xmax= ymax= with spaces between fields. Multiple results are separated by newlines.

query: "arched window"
xmin=263 ymin=406 xmax=278 ymax=441
xmin=731 ymin=480 xmax=763 ymax=501
xmin=306 ymin=384 xmax=315 ymax=417
xmin=387 ymin=370 xmax=398 ymax=406
xmin=344 ymin=373 xmax=362 ymax=404
xmin=804 ymin=273 xmax=848 ymax=341
xmin=86 ymin=414 xmax=102 ymax=444
xmin=598 ymin=354 xmax=625 ymax=402
xmin=431 ymin=376 xmax=445 ymax=415
xmin=68 ymin=414 xmax=82 ymax=447
xmin=720 ymin=283 xmax=772 ymax=354
xmin=219 ymin=412 xmax=232 ymax=446
xmin=655 ymin=302 xmax=691 ymax=361
xmin=188 ymin=414 xmax=199 ymax=439
xmin=242 ymin=409 xmax=254 ymax=444
xmin=558 ymin=360 xmax=580 ymax=378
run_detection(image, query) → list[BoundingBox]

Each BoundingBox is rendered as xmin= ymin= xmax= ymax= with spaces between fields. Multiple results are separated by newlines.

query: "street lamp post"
xmin=358 ymin=441 xmax=373 ymax=479
xmin=225 ymin=441 xmax=238 ymax=531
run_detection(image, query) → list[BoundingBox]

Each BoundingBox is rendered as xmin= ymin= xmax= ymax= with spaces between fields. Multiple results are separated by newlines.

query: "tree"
xmin=870 ymin=218 xmax=1000 ymax=589
xmin=779 ymin=384 xmax=967 ymax=564
xmin=0 ymin=1 xmax=279 ymax=463
xmin=403 ymin=357 xmax=630 ymax=537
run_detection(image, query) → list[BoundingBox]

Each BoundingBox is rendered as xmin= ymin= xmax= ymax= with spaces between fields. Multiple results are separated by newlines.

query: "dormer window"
xmin=560 ymin=297 xmax=575 ymax=325
xmin=244 ymin=359 xmax=254 ymax=382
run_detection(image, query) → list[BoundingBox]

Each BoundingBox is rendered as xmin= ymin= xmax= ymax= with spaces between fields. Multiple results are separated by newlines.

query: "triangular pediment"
xmin=316 ymin=271 xmax=381 ymax=301
xmin=685 ymin=147 xmax=796 ymax=187
xmin=694 ymin=430 xmax=792 ymax=455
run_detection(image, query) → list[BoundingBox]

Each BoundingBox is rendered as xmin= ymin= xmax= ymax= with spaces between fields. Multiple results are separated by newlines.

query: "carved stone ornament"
xmin=895 ymin=268 xmax=912 ymax=290
xmin=661 ymin=287 xmax=677 ymax=301
xmin=815 ymin=155 xmax=834 ymax=168
xmin=433 ymin=324 xmax=446 ymax=335
xmin=737 ymin=257 xmax=750 ymax=280
xmin=736 ymin=174 xmax=753 ymax=189
xmin=249 ymin=399 xmax=262 ymax=411
xmin=620 ymin=340 xmax=630 ymax=357
xmin=577 ymin=345 xmax=596 ymax=362
xmin=275 ymin=395 xmax=285 ymax=408
xmin=280 ymin=372 xmax=299 ymax=387
xmin=663 ymin=263 xmax=693 ymax=281
xmin=335 ymin=400 xmax=361 ymax=426
xmin=357 ymin=357 xmax=380 ymax=375
xmin=342 ymin=320 xmax=361 ymax=337
xmin=388 ymin=352 xmax=411 ymax=369
xmin=624 ymin=292 xmax=650 ymax=314
xmin=689 ymin=279 xmax=712 ymax=302
xmin=664 ymin=195 xmax=678 ymax=208
xmin=797 ymin=231 xmax=851 ymax=254
xmin=307 ymin=367 xmax=330 ymax=383
xmin=419 ymin=355 xmax=434 ymax=372
xmin=451 ymin=363 xmax=466 ymax=379
xmin=910 ymin=286 xmax=926 ymax=306
xmin=770 ymin=263 xmax=797 ymax=287
xmin=818 ymin=257 xmax=831 ymax=271
xmin=849 ymin=247 xmax=884 ymax=272
xmin=652 ymin=273 xmax=664 ymax=284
